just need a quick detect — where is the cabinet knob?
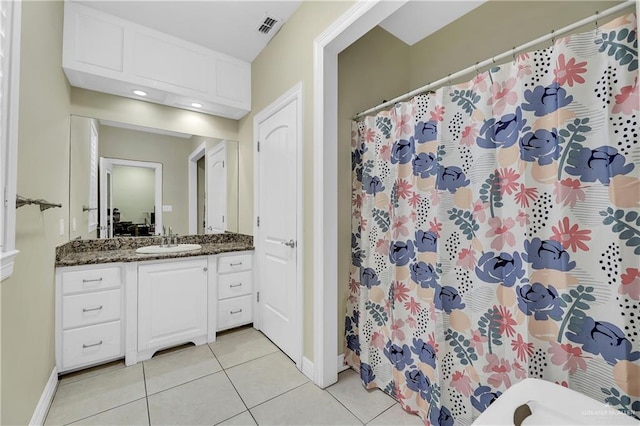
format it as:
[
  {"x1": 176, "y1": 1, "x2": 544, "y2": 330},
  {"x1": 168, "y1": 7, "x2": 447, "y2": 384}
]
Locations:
[{"x1": 203, "y1": 267, "x2": 208, "y2": 272}]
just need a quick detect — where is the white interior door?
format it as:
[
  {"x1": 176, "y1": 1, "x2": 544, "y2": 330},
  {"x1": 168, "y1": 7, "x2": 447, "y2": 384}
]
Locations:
[
  {"x1": 257, "y1": 98, "x2": 298, "y2": 363},
  {"x1": 99, "y1": 157, "x2": 113, "y2": 239},
  {"x1": 206, "y1": 144, "x2": 226, "y2": 234}
]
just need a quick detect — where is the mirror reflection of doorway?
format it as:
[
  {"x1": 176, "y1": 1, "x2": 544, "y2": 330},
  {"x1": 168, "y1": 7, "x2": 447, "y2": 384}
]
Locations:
[{"x1": 99, "y1": 157, "x2": 163, "y2": 238}]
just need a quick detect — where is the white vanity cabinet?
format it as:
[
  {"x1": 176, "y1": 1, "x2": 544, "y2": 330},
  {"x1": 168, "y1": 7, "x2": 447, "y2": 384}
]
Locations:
[
  {"x1": 55, "y1": 264, "x2": 125, "y2": 373},
  {"x1": 137, "y1": 257, "x2": 209, "y2": 361}
]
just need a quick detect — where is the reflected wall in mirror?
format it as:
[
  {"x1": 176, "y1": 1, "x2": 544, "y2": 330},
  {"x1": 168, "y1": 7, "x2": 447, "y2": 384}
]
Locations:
[{"x1": 69, "y1": 115, "x2": 239, "y2": 240}]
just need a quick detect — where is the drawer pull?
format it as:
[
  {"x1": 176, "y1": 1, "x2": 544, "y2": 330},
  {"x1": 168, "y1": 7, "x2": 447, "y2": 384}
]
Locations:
[
  {"x1": 82, "y1": 305, "x2": 103, "y2": 313},
  {"x1": 82, "y1": 340, "x2": 103, "y2": 349},
  {"x1": 229, "y1": 283, "x2": 243, "y2": 288},
  {"x1": 230, "y1": 309, "x2": 243, "y2": 314},
  {"x1": 82, "y1": 277, "x2": 103, "y2": 283},
  {"x1": 229, "y1": 262, "x2": 243, "y2": 267}
]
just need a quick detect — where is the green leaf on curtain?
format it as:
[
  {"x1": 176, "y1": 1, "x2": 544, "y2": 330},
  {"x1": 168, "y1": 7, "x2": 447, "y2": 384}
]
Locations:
[
  {"x1": 478, "y1": 307, "x2": 503, "y2": 354},
  {"x1": 448, "y1": 208, "x2": 478, "y2": 240},
  {"x1": 365, "y1": 300, "x2": 388, "y2": 326},
  {"x1": 445, "y1": 329, "x2": 477, "y2": 365},
  {"x1": 372, "y1": 208, "x2": 391, "y2": 232},
  {"x1": 601, "y1": 209, "x2": 640, "y2": 254},
  {"x1": 596, "y1": 30, "x2": 639, "y2": 72},
  {"x1": 375, "y1": 117, "x2": 393, "y2": 139},
  {"x1": 450, "y1": 89, "x2": 480, "y2": 115}
]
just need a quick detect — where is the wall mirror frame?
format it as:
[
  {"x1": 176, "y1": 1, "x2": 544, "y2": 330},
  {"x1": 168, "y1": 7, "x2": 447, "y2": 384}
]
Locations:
[{"x1": 69, "y1": 115, "x2": 239, "y2": 241}]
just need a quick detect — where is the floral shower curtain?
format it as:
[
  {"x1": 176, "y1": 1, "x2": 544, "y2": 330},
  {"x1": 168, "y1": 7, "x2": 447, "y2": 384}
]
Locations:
[{"x1": 345, "y1": 13, "x2": 640, "y2": 426}]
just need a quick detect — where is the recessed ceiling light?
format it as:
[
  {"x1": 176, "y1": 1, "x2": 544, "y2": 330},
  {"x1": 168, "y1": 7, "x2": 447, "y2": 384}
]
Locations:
[
  {"x1": 133, "y1": 90, "x2": 147, "y2": 96},
  {"x1": 191, "y1": 102, "x2": 203, "y2": 108}
]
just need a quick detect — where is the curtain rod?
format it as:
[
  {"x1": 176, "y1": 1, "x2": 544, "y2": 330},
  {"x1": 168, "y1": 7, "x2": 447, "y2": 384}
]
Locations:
[{"x1": 353, "y1": 0, "x2": 636, "y2": 120}]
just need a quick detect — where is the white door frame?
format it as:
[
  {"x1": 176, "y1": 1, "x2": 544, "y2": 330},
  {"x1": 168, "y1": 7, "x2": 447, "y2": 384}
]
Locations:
[
  {"x1": 253, "y1": 82, "x2": 304, "y2": 371},
  {"x1": 188, "y1": 142, "x2": 206, "y2": 234},
  {"x1": 312, "y1": 1, "x2": 408, "y2": 388}
]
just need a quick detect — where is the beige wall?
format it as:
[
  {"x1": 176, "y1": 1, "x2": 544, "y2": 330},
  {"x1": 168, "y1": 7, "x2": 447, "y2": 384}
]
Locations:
[
  {"x1": 238, "y1": 1, "x2": 354, "y2": 359},
  {"x1": 99, "y1": 125, "x2": 193, "y2": 235},
  {"x1": 111, "y1": 166, "x2": 156, "y2": 225},
  {"x1": 1, "y1": 1, "x2": 71, "y2": 424},
  {"x1": 337, "y1": 26, "x2": 411, "y2": 353}
]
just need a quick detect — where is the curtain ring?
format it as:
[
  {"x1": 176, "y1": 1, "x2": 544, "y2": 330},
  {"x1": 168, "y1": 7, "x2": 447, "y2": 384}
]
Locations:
[
  {"x1": 595, "y1": 10, "x2": 599, "y2": 35},
  {"x1": 475, "y1": 62, "x2": 480, "y2": 77},
  {"x1": 447, "y1": 74, "x2": 452, "y2": 86},
  {"x1": 551, "y1": 29, "x2": 556, "y2": 45},
  {"x1": 512, "y1": 46, "x2": 517, "y2": 64}
]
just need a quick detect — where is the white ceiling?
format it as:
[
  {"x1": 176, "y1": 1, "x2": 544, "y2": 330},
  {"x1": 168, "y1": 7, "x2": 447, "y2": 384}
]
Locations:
[{"x1": 75, "y1": 1, "x2": 485, "y2": 64}]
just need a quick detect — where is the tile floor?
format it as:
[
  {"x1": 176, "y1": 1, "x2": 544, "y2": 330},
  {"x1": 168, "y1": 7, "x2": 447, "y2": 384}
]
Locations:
[{"x1": 45, "y1": 326, "x2": 423, "y2": 425}]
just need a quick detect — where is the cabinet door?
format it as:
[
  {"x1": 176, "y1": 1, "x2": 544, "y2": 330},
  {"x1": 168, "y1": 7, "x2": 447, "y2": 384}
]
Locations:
[{"x1": 138, "y1": 258, "x2": 208, "y2": 353}]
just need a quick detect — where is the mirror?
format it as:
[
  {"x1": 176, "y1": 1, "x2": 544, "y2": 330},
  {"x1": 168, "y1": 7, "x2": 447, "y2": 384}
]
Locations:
[{"x1": 69, "y1": 115, "x2": 239, "y2": 240}]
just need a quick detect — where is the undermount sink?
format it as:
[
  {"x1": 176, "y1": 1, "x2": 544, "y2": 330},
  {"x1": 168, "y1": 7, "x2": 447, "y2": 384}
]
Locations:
[{"x1": 136, "y1": 244, "x2": 202, "y2": 254}]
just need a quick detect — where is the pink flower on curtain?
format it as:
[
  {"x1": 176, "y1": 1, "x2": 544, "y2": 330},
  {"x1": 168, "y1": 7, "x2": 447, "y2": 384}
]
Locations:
[
  {"x1": 497, "y1": 168, "x2": 521, "y2": 195},
  {"x1": 408, "y1": 192, "x2": 421, "y2": 209},
  {"x1": 391, "y1": 319, "x2": 406, "y2": 340},
  {"x1": 380, "y1": 145, "x2": 391, "y2": 161},
  {"x1": 612, "y1": 79, "x2": 639, "y2": 114},
  {"x1": 511, "y1": 334, "x2": 534, "y2": 362},
  {"x1": 514, "y1": 184, "x2": 539, "y2": 208},
  {"x1": 483, "y1": 354, "x2": 512, "y2": 388},
  {"x1": 364, "y1": 127, "x2": 376, "y2": 143},
  {"x1": 371, "y1": 331, "x2": 386, "y2": 349},
  {"x1": 512, "y1": 361, "x2": 527, "y2": 379},
  {"x1": 352, "y1": 193, "x2": 363, "y2": 209},
  {"x1": 470, "y1": 330, "x2": 488, "y2": 356},
  {"x1": 461, "y1": 123, "x2": 479, "y2": 146},
  {"x1": 488, "y1": 78, "x2": 518, "y2": 115},
  {"x1": 427, "y1": 331, "x2": 440, "y2": 354},
  {"x1": 548, "y1": 341, "x2": 587, "y2": 374},
  {"x1": 515, "y1": 210, "x2": 530, "y2": 227},
  {"x1": 450, "y1": 371, "x2": 474, "y2": 397},
  {"x1": 553, "y1": 178, "x2": 586, "y2": 207},
  {"x1": 404, "y1": 297, "x2": 422, "y2": 316},
  {"x1": 556, "y1": 381, "x2": 569, "y2": 388},
  {"x1": 392, "y1": 215, "x2": 410, "y2": 239},
  {"x1": 550, "y1": 217, "x2": 591, "y2": 252},
  {"x1": 375, "y1": 238, "x2": 389, "y2": 255},
  {"x1": 472, "y1": 200, "x2": 489, "y2": 223},
  {"x1": 620, "y1": 268, "x2": 640, "y2": 300},
  {"x1": 517, "y1": 64, "x2": 532, "y2": 78},
  {"x1": 393, "y1": 281, "x2": 411, "y2": 302},
  {"x1": 430, "y1": 189, "x2": 441, "y2": 206},
  {"x1": 429, "y1": 218, "x2": 443, "y2": 237},
  {"x1": 430, "y1": 105, "x2": 446, "y2": 121},
  {"x1": 553, "y1": 54, "x2": 587, "y2": 87},
  {"x1": 361, "y1": 218, "x2": 368, "y2": 232},
  {"x1": 456, "y1": 248, "x2": 477, "y2": 270},
  {"x1": 472, "y1": 73, "x2": 489, "y2": 92},
  {"x1": 395, "y1": 179, "x2": 413, "y2": 199},
  {"x1": 406, "y1": 317, "x2": 417, "y2": 329},
  {"x1": 349, "y1": 278, "x2": 359, "y2": 295},
  {"x1": 496, "y1": 306, "x2": 517, "y2": 337},
  {"x1": 395, "y1": 113, "x2": 412, "y2": 138},
  {"x1": 486, "y1": 217, "x2": 516, "y2": 250}
]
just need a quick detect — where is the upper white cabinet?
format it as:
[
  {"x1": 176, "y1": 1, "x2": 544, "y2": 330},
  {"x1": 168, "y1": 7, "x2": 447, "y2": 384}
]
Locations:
[{"x1": 62, "y1": 2, "x2": 251, "y2": 119}]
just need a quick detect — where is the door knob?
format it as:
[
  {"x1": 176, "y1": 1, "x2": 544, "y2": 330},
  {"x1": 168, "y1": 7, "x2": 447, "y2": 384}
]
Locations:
[{"x1": 281, "y1": 239, "x2": 296, "y2": 248}]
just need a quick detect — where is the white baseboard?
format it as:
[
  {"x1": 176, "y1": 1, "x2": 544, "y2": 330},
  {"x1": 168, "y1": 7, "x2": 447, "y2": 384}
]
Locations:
[
  {"x1": 302, "y1": 354, "x2": 350, "y2": 381},
  {"x1": 29, "y1": 366, "x2": 58, "y2": 426}
]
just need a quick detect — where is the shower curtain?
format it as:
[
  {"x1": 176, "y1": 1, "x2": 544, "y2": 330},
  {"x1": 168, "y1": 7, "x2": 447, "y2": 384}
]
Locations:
[{"x1": 345, "y1": 13, "x2": 639, "y2": 425}]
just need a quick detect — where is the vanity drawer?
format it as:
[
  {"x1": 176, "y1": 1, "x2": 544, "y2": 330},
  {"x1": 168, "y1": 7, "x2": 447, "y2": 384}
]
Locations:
[
  {"x1": 62, "y1": 289, "x2": 122, "y2": 329},
  {"x1": 62, "y1": 321, "x2": 122, "y2": 371},
  {"x1": 218, "y1": 271, "x2": 252, "y2": 300},
  {"x1": 217, "y1": 295, "x2": 252, "y2": 330},
  {"x1": 62, "y1": 267, "x2": 121, "y2": 294},
  {"x1": 218, "y1": 254, "x2": 252, "y2": 274}
]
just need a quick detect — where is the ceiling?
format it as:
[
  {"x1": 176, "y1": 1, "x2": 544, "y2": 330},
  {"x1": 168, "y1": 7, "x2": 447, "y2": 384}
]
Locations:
[{"x1": 74, "y1": 1, "x2": 485, "y2": 63}]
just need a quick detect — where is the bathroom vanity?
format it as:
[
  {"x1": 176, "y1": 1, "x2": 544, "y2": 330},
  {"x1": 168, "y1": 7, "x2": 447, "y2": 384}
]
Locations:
[{"x1": 54, "y1": 234, "x2": 254, "y2": 373}]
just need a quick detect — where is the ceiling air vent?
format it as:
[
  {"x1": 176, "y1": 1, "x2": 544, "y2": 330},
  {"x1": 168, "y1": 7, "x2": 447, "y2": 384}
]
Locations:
[{"x1": 257, "y1": 14, "x2": 280, "y2": 35}]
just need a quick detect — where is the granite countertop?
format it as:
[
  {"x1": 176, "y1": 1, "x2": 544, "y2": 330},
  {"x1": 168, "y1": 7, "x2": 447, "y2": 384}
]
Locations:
[{"x1": 55, "y1": 233, "x2": 254, "y2": 267}]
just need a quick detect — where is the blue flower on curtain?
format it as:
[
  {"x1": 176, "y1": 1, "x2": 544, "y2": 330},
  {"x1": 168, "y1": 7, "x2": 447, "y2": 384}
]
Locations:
[
  {"x1": 346, "y1": 334, "x2": 360, "y2": 355},
  {"x1": 415, "y1": 230, "x2": 438, "y2": 252},
  {"x1": 566, "y1": 317, "x2": 640, "y2": 365},
  {"x1": 415, "y1": 120, "x2": 438, "y2": 143},
  {"x1": 363, "y1": 176, "x2": 385, "y2": 195},
  {"x1": 565, "y1": 146, "x2": 635, "y2": 185},
  {"x1": 522, "y1": 83, "x2": 573, "y2": 116},
  {"x1": 411, "y1": 338, "x2": 437, "y2": 368},
  {"x1": 436, "y1": 165, "x2": 471, "y2": 193},
  {"x1": 430, "y1": 406, "x2": 455, "y2": 426},
  {"x1": 391, "y1": 137, "x2": 415, "y2": 164},
  {"x1": 476, "y1": 107, "x2": 525, "y2": 148},
  {"x1": 361, "y1": 363, "x2": 375, "y2": 385},
  {"x1": 412, "y1": 152, "x2": 439, "y2": 178},
  {"x1": 405, "y1": 369, "x2": 432, "y2": 401},
  {"x1": 524, "y1": 238, "x2": 576, "y2": 271},
  {"x1": 519, "y1": 128, "x2": 562, "y2": 165},
  {"x1": 360, "y1": 267, "x2": 381, "y2": 288},
  {"x1": 475, "y1": 252, "x2": 525, "y2": 287},
  {"x1": 410, "y1": 261, "x2": 439, "y2": 288},
  {"x1": 384, "y1": 343, "x2": 413, "y2": 370},
  {"x1": 435, "y1": 285, "x2": 466, "y2": 313},
  {"x1": 471, "y1": 385, "x2": 502, "y2": 413},
  {"x1": 516, "y1": 282, "x2": 564, "y2": 320},
  {"x1": 352, "y1": 233, "x2": 363, "y2": 267},
  {"x1": 389, "y1": 240, "x2": 415, "y2": 266}
]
